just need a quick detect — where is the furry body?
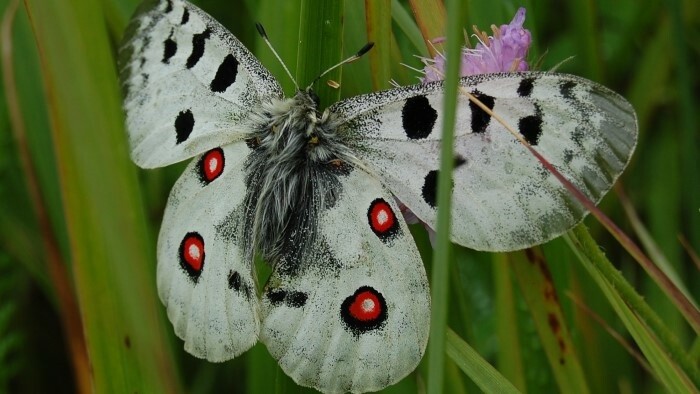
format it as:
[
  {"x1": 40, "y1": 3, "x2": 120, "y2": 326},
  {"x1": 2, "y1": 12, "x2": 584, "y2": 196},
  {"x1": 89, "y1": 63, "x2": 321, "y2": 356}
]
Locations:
[{"x1": 242, "y1": 91, "x2": 358, "y2": 269}]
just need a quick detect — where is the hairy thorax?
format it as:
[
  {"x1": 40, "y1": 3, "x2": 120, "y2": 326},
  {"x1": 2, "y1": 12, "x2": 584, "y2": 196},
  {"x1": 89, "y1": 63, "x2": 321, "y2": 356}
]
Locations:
[{"x1": 242, "y1": 91, "x2": 356, "y2": 268}]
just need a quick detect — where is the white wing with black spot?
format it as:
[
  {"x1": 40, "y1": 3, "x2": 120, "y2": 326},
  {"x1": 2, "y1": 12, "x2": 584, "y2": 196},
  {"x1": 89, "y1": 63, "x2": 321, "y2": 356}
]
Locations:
[
  {"x1": 157, "y1": 142, "x2": 259, "y2": 362},
  {"x1": 259, "y1": 168, "x2": 430, "y2": 394},
  {"x1": 119, "y1": 0, "x2": 282, "y2": 168},
  {"x1": 331, "y1": 72, "x2": 637, "y2": 251}
]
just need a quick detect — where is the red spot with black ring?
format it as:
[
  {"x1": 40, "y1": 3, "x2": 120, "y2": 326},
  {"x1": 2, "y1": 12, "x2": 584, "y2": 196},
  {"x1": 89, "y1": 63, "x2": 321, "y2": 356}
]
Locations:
[
  {"x1": 179, "y1": 232, "x2": 205, "y2": 281},
  {"x1": 367, "y1": 198, "x2": 400, "y2": 241},
  {"x1": 198, "y1": 147, "x2": 224, "y2": 183},
  {"x1": 341, "y1": 286, "x2": 388, "y2": 335}
]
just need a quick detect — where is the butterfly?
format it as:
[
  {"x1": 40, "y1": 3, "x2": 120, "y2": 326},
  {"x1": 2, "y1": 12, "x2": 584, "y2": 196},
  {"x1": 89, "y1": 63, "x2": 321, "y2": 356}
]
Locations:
[{"x1": 118, "y1": 0, "x2": 637, "y2": 392}]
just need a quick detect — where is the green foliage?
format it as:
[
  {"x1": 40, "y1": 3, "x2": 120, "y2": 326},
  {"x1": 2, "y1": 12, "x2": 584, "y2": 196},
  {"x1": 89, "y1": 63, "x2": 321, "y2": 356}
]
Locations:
[
  {"x1": 0, "y1": 0, "x2": 697, "y2": 392},
  {"x1": 0, "y1": 255, "x2": 22, "y2": 392}
]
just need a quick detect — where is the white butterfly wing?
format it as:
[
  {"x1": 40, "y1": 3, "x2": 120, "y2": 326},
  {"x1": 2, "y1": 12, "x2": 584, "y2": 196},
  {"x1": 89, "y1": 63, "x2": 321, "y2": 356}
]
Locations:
[
  {"x1": 119, "y1": 0, "x2": 282, "y2": 168},
  {"x1": 260, "y1": 168, "x2": 430, "y2": 394},
  {"x1": 331, "y1": 72, "x2": 637, "y2": 251},
  {"x1": 157, "y1": 142, "x2": 259, "y2": 362}
]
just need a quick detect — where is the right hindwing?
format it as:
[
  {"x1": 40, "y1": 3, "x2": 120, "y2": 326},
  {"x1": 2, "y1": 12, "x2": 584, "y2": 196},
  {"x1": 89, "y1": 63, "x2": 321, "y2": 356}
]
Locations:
[
  {"x1": 259, "y1": 167, "x2": 430, "y2": 394},
  {"x1": 157, "y1": 142, "x2": 259, "y2": 362},
  {"x1": 119, "y1": 0, "x2": 282, "y2": 168}
]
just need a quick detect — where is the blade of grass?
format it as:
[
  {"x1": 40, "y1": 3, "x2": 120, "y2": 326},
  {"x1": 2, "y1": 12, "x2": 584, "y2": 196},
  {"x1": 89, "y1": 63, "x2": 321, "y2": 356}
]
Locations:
[
  {"x1": 566, "y1": 291, "x2": 655, "y2": 379},
  {"x1": 568, "y1": 0, "x2": 603, "y2": 80},
  {"x1": 296, "y1": 0, "x2": 344, "y2": 108},
  {"x1": 668, "y1": 0, "x2": 700, "y2": 255},
  {"x1": 2, "y1": 1, "x2": 88, "y2": 391},
  {"x1": 24, "y1": 0, "x2": 181, "y2": 391},
  {"x1": 509, "y1": 249, "x2": 590, "y2": 394},
  {"x1": 425, "y1": 0, "x2": 461, "y2": 392},
  {"x1": 492, "y1": 253, "x2": 527, "y2": 391},
  {"x1": 364, "y1": 0, "x2": 391, "y2": 90},
  {"x1": 2, "y1": 0, "x2": 68, "y2": 290},
  {"x1": 390, "y1": 0, "x2": 427, "y2": 57},
  {"x1": 253, "y1": 0, "x2": 301, "y2": 96},
  {"x1": 616, "y1": 184, "x2": 697, "y2": 308},
  {"x1": 565, "y1": 225, "x2": 700, "y2": 392},
  {"x1": 446, "y1": 328, "x2": 521, "y2": 394},
  {"x1": 407, "y1": 0, "x2": 445, "y2": 56}
]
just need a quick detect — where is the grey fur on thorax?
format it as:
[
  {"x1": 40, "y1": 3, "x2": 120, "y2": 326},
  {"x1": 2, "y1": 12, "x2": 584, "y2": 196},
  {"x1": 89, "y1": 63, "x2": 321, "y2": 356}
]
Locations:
[{"x1": 241, "y1": 90, "x2": 360, "y2": 272}]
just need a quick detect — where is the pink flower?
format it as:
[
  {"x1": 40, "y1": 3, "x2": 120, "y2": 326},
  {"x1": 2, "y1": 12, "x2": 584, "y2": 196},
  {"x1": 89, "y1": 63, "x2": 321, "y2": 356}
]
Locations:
[
  {"x1": 408, "y1": 8, "x2": 532, "y2": 243},
  {"x1": 421, "y1": 7, "x2": 531, "y2": 82}
]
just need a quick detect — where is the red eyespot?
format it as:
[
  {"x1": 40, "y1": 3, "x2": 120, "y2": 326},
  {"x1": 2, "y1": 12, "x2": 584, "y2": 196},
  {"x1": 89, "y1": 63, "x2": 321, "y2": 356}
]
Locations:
[
  {"x1": 179, "y1": 232, "x2": 205, "y2": 281},
  {"x1": 199, "y1": 148, "x2": 224, "y2": 183},
  {"x1": 341, "y1": 286, "x2": 388, "y2": 335},
  {"x1": 348, "y1": 290, "x2": 382, "y2": 321},
  {"x1": 367, "y1": 198, "x2": 399, "y2": 241}
]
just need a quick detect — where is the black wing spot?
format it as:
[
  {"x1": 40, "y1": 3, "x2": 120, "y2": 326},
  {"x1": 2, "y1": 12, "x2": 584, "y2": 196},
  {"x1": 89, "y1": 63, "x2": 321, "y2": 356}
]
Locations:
[
  {"x1": 265, "y1": 289, "x2": 308, "y2": 308},
  {"x1": 163, "y1": 0, "x2": 173, "y2": 13},
  {"x1": 162, "y1": 33, "x2": 177, "y2": 64},
  {"x1": 469, "y1": 91, "x2": 495, "y2": 133},
  {"x1": 180, "y1": 8, "x2": 190, "y2": 25},
  {"x1": 519, "y1": 106, "x2": 543, "y2": 146},
  {"x1": 175, "y1": 109, "x2": 195, "y2": 143},
  {"x1": 454, "y1": 155, "x2": 467, "y2": 169},
  {"x1": 517, "y1": 77, "x2": 536, "y2": 97},
  {"x1": 228, "y1": 270, "x2": 252, "y2": 299},
  {"x1": 267, "y1": 290, "x2": 286, "y2": 305},
  {"x1": 560, "y1": 80, "x2": 577, "y2": 100},
  {"x1": 422, "y1": 170, "x2": 439, "y2": 208},
  {"x1": 228, "y1": 270, "x2": 241, "y2": 291},
  {"x1": 187, "y1": 28, "x2": 212, "y2": 69},
  {"x1": 402, "y1": 95, "x2": 437, "y2": 139},
  {"x1": 287, "y1": 292, "x2": 308, "y2": 308},
  {"x1": 563, "y1": 149, "x2": 574, "y2": 165},
  {"x1": 210, "y1": 54, "x2": 239, "y2": 93}
]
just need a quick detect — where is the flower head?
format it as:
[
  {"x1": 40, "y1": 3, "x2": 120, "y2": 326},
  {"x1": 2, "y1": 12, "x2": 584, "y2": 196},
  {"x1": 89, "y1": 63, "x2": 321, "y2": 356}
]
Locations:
[{"x1": 421, "y1": 7, "x2": 532, "y2": 83}]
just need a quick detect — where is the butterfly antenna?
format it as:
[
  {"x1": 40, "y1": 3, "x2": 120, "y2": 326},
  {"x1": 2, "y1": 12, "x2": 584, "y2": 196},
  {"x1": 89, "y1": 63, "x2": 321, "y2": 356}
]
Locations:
[
  {"x1": 305, "y1": 42, "x2": 374, "y2": 91},
  {"x1": 256, "y1": 23, "x2": 299, "y2": 90}
]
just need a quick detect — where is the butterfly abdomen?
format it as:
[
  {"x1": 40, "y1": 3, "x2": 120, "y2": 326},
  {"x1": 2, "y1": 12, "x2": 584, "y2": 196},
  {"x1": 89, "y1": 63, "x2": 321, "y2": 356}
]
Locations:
[{"x1": 242, "y1": 91, "x2": 357, "y2": 268}]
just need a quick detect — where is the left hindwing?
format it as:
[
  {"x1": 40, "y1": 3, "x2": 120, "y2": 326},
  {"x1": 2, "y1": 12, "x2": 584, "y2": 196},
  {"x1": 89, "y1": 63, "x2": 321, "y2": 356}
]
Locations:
[
  {"x1": 331, "y1": 72, "x2": 637, "y2": 251},
  {"x1": 259, "y1": 168, "x2": 430, "y2": 394}
]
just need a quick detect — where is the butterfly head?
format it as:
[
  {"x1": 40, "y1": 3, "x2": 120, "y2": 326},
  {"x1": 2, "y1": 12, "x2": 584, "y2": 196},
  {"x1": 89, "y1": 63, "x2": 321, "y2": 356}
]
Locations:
[
  {"x1": 307, "y1": 88, "x2": 321, "y2": 110},
  {"x1": 247, "y1": 90, "x2": 348, "y2": 166}
]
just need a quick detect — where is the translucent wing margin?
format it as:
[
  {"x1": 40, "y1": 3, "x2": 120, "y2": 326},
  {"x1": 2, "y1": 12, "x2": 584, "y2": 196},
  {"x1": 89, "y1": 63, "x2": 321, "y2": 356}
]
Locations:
[
  {"x1": 119, "y1": 0, "x2": 282, "y2": 168},
  {"x1": 331, "y1": 72, "x2": 637, "y2": 251},
  {"x1": 260, "y1": 168, "x2": 430, "y2": 394}
]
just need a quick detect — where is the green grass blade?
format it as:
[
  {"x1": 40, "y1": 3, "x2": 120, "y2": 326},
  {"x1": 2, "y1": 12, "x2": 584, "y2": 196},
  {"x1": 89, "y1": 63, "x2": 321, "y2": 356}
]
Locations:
[
  {"x1": 390, "y1": 0, "x2": 427, "y2": 57},
  {"x1": 565, "y1": 225, "x2": 700, "y2": 392},
  {"x1": 23, "y1": 0, "x2": 182, "y2": 391},
  {"x1": 509, "y1": 249, "x2": 590, "y2": 394},
  {"x1": 296, "y1": 0, "x2": 344, "y2": 108},
  {"x1": 253, "y1": 0, "x2": 301, "y2": 96},
  {"x1": 492, "y1": 253, "x2": 527, "y2": 391},
  {"x1": 364, "y1": 0, "x2": 391, "y2": 90},
  {"x1": 407, "y1": 0, "x2": 445, "y2": 56},
  {"x1": 425, "y1": 0, "x2": 461, "y2": 392},
  {"x1": 446, "y1": 328, "x2": 521, "y2": 394},
  {"x1": 668, "y1": 0, "x2": 700, "y2": 255}
]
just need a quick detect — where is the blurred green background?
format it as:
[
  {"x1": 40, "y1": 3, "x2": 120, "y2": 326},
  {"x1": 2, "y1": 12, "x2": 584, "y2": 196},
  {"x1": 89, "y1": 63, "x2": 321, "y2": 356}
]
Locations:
[{"x1": 0, "y1": 0, "x2": 698, "y2": 392}]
